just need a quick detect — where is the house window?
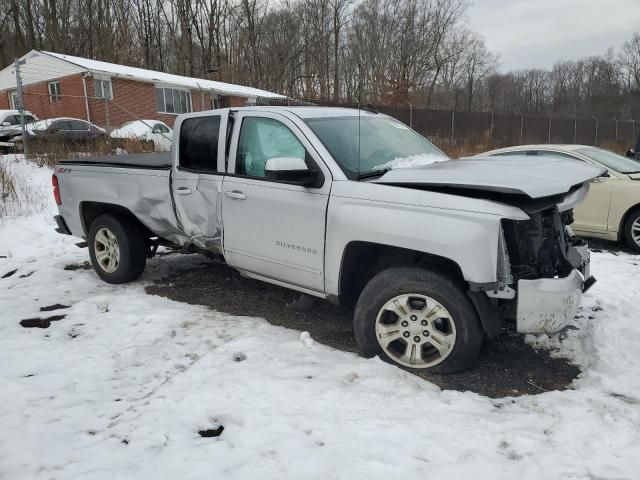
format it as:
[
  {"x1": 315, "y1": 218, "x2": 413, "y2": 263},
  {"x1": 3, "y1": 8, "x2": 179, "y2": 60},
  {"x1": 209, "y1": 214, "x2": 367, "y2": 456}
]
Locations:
[
  {"x1": 8, "y1": 90, "x2": 18, "y2": 109},
  {"x1": 94, "y1": 78, "x2": 112, "y2": 99},
  {"x1": 48, "y1": 81, "x2": 62, "y2": 102},
  {"x1": 155, "y1": 87, "x2": 192, "y2": 114}
]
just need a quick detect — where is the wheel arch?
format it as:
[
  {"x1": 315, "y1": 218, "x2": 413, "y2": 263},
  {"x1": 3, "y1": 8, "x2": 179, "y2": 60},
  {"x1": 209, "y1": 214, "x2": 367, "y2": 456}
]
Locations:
[
  {"x1": 337, "y1": 241, "x2": 466, "y2": 307},
  {"x1": 617, "y1": 202, "x2": 640, "y2": 242},
  {"x1": 80, "y1": 202, "x2": 154, "y2": 238},
  {"x1": 337, "y1": 241, "x2": 503, "y2": 337}
]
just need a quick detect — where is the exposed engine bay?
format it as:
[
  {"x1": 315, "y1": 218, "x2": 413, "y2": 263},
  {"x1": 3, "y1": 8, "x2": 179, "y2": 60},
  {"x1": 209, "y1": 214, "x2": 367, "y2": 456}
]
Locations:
[{"x1": 501, "y1": 208, "x2": 580, "y2": 282}]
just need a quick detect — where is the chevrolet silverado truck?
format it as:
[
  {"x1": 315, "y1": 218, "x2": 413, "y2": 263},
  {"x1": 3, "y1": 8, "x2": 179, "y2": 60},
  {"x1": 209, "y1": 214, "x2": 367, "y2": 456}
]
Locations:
[{"x1": 52, "y1": 107, "x2": 601, "y2": 373}]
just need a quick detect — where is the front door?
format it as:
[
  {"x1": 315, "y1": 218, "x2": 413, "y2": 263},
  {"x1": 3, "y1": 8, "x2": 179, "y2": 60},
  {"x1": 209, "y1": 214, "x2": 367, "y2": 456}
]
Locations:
[
  {"x1": 172, "y1": 113, "x2": 227, "y2": 251},
  {"x1": 221, "y1": 112, "x2": 331, "y2": 292},
  {"x1": 573, "y1": 176, "x2": 614, "y2": 233}
]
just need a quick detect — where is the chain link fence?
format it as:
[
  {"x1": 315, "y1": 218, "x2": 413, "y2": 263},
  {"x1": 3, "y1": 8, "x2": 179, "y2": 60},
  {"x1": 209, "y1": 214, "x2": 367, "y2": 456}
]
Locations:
[
  {"x1": 3, "y1": 91, "x2": 173, "y2": 166},
  {"x1": 5, "y1": 84, "x2": 638, "y2": 164},
  {"x1": 257, "y1": 96, "x2": 639, "y2": 156}
]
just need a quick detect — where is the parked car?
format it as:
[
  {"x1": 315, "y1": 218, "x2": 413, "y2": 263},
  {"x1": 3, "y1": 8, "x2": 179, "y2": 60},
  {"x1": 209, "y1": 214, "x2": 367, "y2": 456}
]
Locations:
[
  {"x1": 9, "y1": 118, "x2": 107, "y2": 147},
  {"x1": 51, "y1": 107, "x2": 600, "y2": 373},
  {"x1": 110, "y1": 120, "x2": 173, "y2": 152},
  {"x1": 0, "y1": 109, "x2": 38, "y2": 141},
  {"x1": 476, "y1": 145, "x2": 640, "y2": 251}
]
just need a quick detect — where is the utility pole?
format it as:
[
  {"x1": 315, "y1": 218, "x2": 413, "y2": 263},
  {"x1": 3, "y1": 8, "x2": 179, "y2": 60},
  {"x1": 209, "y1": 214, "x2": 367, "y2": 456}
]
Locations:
[{"x1": 14, "y1": 58, "x2": 28, "y2": 154}]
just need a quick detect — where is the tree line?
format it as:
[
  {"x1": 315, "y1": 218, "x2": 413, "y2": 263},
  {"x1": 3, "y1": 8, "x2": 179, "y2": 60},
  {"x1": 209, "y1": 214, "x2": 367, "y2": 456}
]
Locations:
[{"x1": 2, "y1": 0, "x2": 640, "y2": 119}]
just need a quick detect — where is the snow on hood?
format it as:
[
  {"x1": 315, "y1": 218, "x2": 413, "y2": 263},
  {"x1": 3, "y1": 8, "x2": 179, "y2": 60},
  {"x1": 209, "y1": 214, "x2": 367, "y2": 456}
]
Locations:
[
  {"x1": 373, "y1": 155, "x2": 605, "y2": 199},
  {"x1": 374, "y1": 153, "x2": 448, "y2": 171}
]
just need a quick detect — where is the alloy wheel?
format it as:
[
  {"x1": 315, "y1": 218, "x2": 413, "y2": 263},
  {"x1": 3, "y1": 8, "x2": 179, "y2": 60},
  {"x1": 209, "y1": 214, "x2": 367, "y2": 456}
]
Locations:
[
  {"x1": 374, "y1": 293, "x2": 457, "y2": 368},
  {"x1": 94, "y1": 227, "x2": 120, "y2": 273}
]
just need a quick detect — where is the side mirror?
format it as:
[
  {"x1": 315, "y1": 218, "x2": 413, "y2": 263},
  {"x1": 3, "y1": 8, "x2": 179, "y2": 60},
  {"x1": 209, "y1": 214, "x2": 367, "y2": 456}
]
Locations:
[
  {"x1": 264, "y1": 157, "x2": 320, "y2": 187},
  {"x1": 1, "y1": 121, "x2": 10, "y2": 127},
  {"x1": 593, "y1": 170, "x2": 611, "y2": 183},
  {"x1": 626, "y1": 149, "x2": 635, "y2": 158}
]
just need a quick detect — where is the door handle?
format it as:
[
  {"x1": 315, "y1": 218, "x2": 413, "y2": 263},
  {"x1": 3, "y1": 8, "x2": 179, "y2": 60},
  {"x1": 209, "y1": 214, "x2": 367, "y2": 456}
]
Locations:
[
  {"x1": 175, "y1": 187, "x2": 192, "y2": 195},
  {"x1": 225, "y1": 190, "x2": 247, "y2": 200}
]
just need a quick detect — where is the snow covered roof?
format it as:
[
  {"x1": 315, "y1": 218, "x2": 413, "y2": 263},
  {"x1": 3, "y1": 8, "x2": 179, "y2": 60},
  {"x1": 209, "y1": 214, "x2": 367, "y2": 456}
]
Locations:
[{"x1": 41, "y1": 51, "x2": 284, "y2": 99}]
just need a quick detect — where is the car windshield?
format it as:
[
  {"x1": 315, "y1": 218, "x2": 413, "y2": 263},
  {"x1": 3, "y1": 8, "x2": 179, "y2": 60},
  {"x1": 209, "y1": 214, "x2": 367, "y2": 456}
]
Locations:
[
  {"x1": 576, "y1": 147, "x2": 640, "y2": 173},
  {"x1": 304, "y1": 115, "x2": 448, "y2": 179}
]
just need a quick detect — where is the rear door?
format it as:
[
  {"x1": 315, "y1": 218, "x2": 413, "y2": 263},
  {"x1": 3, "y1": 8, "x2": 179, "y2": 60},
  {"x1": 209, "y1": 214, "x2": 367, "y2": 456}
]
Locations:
[
  {"x1": 221, "y1": 111, "x2": 331, "y2": 292},
  {"x1": 172, "y1": 112, "x2": 227, "y2": 252}
]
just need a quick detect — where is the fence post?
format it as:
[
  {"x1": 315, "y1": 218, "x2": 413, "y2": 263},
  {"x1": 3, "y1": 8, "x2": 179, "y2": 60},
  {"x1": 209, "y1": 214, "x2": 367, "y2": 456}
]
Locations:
[
  {"x1": 450, "y1": 110, "x2": 455, "y2": 143},
  {"x1": 104, "y1": 98, "x2": 111, "y2": 151},
  {"x1": 520, "y1": 114, "x2": 524, "y2": 141},
  {"x1": 573, "y1": 118, "x2": 577, "y2": 144},
  {"x1": 490, "y1": 111, "x2": 494, "y2": 142},
  {"x1": 633, "y1": 120, "x2": 636, "y2": 143},
  {"x1": 407, "y1": 101, "x2": 413, "y2": 128},
  {"x1": 14, "y1": 58, "x2": 28, "y2": 155},
  {"x1": 548, "y1": 115, "x2": 551, "y2": 144},
  {"x1": 104, "y1": 98, "x2": 110, "y2": 132},
  {"x1": 612, "y1": 117, "x2": 618, "y2": 142},
  {"x1": 592, "y1": 116, "x2": 598, "y2": 146}
]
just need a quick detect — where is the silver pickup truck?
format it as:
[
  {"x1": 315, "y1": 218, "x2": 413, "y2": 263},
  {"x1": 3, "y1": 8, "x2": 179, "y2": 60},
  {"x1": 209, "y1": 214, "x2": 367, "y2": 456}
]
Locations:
[{"x1": 52, "y1": 106, "x2": 601, "y2": 373}]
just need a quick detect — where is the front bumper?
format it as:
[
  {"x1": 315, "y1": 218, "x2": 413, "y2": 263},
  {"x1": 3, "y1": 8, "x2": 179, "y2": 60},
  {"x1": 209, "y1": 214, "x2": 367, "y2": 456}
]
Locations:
[{"x1": 516, "y1": 243, "x2": 593, "y2": 334}]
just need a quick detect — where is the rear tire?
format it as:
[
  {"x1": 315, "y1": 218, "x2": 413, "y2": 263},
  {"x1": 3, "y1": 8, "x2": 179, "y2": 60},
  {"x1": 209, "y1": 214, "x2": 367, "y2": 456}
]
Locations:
[
  {"x1": 88, "y1": 214, "x2": 147, "y2": 284},
  {"x1": 624, "y1": 209, "x2": 640, "y2": 252},
  {"x1": 354, "y1": 267, "x2": 483, "y2": 374}
]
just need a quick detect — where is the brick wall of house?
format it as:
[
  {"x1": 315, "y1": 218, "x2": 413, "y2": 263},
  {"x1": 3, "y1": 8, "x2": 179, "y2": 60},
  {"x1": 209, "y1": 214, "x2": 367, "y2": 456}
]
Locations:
[
  {"x1": 0, "y1": 91, "x2": 9, "y2": 109},
  {"x1": 1, "y1": 73, "x2": 88, "y2": 120},
  {"x1": 87, "y1": 77, "x2": 177, "y2": 128},
  {"x1": 229, "y1": 95, "x2": 250, "y2": 107},
  {"x1": 0, "y1": 74, "x2": 251, "y2": 128}
]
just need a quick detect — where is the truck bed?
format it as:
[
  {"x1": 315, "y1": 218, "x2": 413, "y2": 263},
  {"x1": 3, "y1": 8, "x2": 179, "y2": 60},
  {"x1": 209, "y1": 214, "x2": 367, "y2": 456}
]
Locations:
[
  {"x1": 58, "y1": 153, "x2": 172, "y2": 170},
  {"x1": 54, "y1": 152, "x2": 185, "y2": 245}
]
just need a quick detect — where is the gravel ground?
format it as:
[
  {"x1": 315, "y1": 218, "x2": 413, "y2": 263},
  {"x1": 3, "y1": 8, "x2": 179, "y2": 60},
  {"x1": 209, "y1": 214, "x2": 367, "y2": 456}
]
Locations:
[{"x1": 145, "y1": 255, "x2": 588, "y2": 398}]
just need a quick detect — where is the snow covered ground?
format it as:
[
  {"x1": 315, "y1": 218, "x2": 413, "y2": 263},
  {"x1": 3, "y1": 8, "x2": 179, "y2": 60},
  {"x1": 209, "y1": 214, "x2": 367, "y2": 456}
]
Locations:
[{"x1": 1, "y1": 154, "x2": 639, "y2": 479}]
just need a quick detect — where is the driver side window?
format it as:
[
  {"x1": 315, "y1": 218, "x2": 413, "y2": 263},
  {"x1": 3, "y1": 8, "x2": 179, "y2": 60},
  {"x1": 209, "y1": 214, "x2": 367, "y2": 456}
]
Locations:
[{"x1": 235, "y1": 117, "x2": 306, "y2": 178}]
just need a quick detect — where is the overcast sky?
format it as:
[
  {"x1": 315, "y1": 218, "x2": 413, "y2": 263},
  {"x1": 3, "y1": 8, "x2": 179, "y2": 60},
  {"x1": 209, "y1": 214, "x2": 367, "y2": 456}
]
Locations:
[{"x1": 466, "y1": 0, "x2": 640, "y2": 72}]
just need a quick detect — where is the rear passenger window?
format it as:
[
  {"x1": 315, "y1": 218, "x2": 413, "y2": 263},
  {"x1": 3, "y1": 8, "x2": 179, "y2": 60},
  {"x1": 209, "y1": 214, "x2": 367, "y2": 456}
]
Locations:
[{"x1": 179, "y1": 116, "x2": 220, "y2": 172}]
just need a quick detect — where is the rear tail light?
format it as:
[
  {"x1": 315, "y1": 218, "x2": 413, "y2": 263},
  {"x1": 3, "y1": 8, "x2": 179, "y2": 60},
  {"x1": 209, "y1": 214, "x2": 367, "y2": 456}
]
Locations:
[{"x1": 52, "y1": 174, "x2": 61, "y2": 205}]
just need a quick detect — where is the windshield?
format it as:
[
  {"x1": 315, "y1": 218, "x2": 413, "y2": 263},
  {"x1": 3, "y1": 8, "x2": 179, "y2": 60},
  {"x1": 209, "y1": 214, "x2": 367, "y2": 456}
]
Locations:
[
  {"x1": 576, "y1": 147, "x2": 640, "y2": 173},
  {"x1": 304, "y1": 115, "x2": 448, "y2": 179}
]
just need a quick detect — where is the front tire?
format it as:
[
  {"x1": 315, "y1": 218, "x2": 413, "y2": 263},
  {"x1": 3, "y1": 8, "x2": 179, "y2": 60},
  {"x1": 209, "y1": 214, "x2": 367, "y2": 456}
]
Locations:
[
  {"x1": 354, "y1": 268, "x2": 483, "y2": 374},
  {"x1": 88, "y1": 214, "x2": 147, "y2": 284},
  {"x1": 624, "y1": 209, "x2": 640, "y2": 252}
]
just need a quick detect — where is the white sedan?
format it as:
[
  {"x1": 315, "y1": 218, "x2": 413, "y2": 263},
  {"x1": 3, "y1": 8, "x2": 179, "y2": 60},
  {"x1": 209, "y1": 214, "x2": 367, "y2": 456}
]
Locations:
[
  {"x1": 476, "y1": 144, "x2": 640, "y2": 251},
  {"x1": 110, "y1": 120, "x2": 173, "y2": 152}
]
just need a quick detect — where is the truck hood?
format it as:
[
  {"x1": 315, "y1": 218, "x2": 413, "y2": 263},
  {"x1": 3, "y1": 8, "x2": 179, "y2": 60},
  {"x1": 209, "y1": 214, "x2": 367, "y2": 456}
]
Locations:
[{"x1": 372, "y1": 155, "x2": 605, "y2": 199}]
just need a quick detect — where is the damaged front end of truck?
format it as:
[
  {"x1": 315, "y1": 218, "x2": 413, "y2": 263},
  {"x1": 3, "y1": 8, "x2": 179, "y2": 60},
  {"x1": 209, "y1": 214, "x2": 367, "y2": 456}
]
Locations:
[{"x1": 373, "y1": 155, "x2": 603, "y2": 334}]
